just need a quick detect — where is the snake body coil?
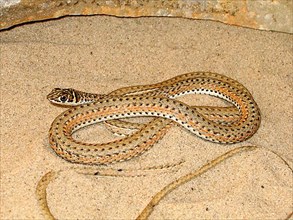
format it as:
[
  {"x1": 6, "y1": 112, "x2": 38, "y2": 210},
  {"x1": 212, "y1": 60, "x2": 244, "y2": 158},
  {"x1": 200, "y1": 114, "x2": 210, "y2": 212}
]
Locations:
[{"x1": 47, "y1": 72, "x2": 261, "y2": 165}]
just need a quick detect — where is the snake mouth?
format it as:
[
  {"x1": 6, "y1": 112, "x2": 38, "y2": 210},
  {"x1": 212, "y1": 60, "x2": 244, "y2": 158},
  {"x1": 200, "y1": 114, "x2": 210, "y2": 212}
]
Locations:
[{"x1": 48, "y1": 100, "x2": 72, "y2": 108}]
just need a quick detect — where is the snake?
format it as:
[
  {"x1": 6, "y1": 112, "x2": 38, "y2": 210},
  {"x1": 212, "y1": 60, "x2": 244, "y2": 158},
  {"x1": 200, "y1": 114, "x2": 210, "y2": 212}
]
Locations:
[
  {"x1": 41, "y1": 73, "x2": 293, "y2": 219},
  {"x1": 47, "y1": 71, "x2": 261, "y2": 165}
]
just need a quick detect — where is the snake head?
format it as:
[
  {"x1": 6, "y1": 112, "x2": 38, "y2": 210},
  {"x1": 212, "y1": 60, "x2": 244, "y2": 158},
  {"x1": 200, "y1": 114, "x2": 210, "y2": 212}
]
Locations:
[{"x1": 47, "y1": 88, "x2": 79, "y2": 106}]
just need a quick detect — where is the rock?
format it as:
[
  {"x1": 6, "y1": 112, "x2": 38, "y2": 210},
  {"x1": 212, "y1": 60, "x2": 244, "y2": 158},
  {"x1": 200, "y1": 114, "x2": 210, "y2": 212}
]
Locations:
[{"x1": 0, "y1": 0, "x2": 292, "y2": 33}]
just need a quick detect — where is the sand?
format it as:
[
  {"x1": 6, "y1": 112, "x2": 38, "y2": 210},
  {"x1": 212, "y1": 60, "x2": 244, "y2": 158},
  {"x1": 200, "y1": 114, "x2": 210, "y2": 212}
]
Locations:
[{"x1": 0, "y1": 16, "x2": 292, "y2": 219}]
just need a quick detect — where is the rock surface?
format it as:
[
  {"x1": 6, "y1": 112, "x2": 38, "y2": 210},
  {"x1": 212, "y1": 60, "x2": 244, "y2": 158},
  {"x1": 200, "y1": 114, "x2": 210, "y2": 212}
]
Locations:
[{"x1": 0, "y1": 0, "x2": 292, "y2": 33}]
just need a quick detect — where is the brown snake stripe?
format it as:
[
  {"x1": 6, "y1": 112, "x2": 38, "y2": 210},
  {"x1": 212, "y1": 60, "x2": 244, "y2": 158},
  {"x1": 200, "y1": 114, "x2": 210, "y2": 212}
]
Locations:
[{"x1": 47, "y1": 72, "x2": 261, "y2": 165}]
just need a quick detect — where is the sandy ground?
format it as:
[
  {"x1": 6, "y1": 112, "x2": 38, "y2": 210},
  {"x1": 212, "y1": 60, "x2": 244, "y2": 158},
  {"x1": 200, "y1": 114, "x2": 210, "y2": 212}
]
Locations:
[{"x1": 0, "y1": 16, "x2": 292, "y2": 219}]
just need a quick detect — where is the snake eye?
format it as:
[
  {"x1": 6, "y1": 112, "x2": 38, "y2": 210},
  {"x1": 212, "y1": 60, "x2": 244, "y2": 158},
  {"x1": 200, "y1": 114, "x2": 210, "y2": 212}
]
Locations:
[{"x1": 60, "y1": 96, "x2": 67, "y2": 102}]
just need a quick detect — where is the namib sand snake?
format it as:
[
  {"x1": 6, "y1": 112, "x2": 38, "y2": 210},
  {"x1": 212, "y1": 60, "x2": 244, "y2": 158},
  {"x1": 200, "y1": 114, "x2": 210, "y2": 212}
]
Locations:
[{"x1": 37, "y1": 72, "x2": 263, "y2": 219}]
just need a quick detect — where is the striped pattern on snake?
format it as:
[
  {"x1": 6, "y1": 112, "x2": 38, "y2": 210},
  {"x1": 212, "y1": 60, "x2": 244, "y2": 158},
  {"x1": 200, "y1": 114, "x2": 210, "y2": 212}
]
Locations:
[{"x1": 47, "y1": 72, "x2": 261, "y2": 165}]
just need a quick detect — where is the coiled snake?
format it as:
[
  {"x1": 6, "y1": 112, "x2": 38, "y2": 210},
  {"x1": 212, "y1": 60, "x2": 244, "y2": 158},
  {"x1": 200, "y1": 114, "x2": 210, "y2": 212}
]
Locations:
[{"x1": 47, "y1": 71, "x2": 261, "y2": 165}]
